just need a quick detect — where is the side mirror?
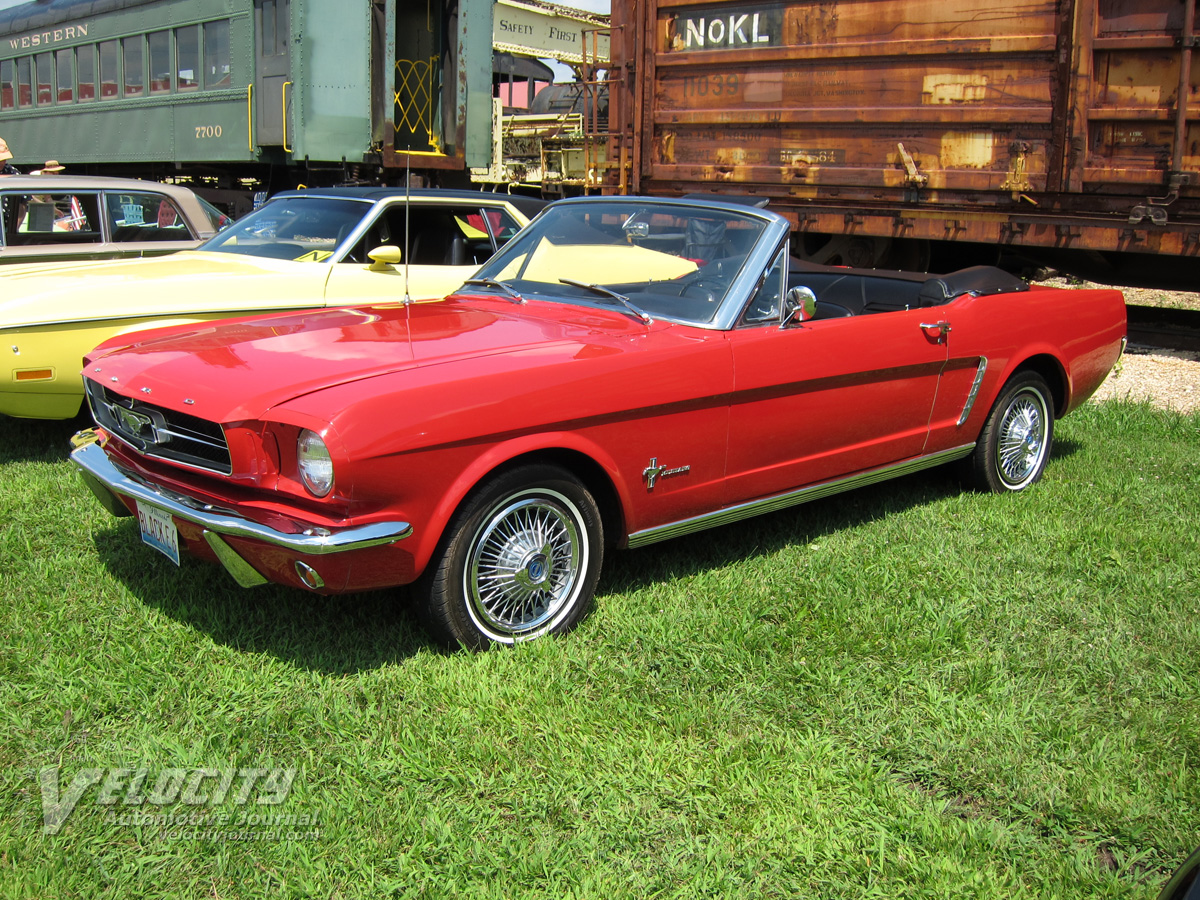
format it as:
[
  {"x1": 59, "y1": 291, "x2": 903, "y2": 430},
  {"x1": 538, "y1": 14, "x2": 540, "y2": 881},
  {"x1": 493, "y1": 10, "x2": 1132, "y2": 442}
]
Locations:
[
  {"x1": 781, "y1": 286, "x2": 817, "y2": 327},
  {"x1": 622, "y1": 213, "x2": 650, "y2": 240},
  {"x1": 368, "y1": 245, "x2": 403, "y2": 272}
]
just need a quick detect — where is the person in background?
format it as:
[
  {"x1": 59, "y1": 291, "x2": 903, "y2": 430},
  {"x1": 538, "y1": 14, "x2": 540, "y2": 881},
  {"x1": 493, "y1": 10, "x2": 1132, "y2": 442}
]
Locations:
[
  {"x1": 31, "y1": 160, "x2": 65, "y2": 175},
  {"x1": 0, "y1": 136, "x2": 19, "y2": 175}
]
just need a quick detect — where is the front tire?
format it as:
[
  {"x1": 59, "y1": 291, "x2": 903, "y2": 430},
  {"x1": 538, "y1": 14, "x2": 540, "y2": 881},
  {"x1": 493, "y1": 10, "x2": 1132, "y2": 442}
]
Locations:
[
  {"x1": 416, "y1": 464, "x2": 604, "y2": 649},
  {"x1": 966, "y1": 372, "x2": 1054, "y2": 493}
]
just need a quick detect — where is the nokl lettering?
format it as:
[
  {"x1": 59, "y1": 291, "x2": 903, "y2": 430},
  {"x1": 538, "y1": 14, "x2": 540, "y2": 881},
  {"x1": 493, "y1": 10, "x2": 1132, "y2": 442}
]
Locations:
[{"x1": 682, "y1": 13, "x2": 773, "y2": 49}]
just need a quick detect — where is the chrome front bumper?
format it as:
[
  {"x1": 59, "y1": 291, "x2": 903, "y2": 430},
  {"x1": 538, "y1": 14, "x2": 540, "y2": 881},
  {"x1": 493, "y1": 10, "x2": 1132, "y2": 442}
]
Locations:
[{"x1": 70, "y1": 436, "x2": 412, "y2": 588}]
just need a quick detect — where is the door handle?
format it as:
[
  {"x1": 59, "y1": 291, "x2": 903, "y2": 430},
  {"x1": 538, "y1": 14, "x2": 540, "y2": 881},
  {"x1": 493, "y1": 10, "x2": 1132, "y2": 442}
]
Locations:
[{"x1": 920, "y1": 320, "x2": 951, "y2": 343}]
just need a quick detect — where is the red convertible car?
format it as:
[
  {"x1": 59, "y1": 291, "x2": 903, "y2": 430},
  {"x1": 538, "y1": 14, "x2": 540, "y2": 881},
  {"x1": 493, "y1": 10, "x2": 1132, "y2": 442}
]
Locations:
[{"x1": 70, "y1": 196, "x2": 1126, "y2": 649}]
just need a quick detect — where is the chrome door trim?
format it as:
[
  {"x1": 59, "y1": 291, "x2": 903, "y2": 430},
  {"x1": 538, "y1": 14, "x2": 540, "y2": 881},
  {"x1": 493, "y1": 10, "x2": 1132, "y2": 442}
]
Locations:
[{"x1": 627, "y1": 444, "x2": 976, "y2": 548}]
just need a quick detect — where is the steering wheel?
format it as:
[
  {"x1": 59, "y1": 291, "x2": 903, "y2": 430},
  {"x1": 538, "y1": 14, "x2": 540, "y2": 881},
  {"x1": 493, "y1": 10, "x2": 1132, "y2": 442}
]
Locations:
[{"x1": 681, "y1": 277, "x2": 726, "y2": 303}]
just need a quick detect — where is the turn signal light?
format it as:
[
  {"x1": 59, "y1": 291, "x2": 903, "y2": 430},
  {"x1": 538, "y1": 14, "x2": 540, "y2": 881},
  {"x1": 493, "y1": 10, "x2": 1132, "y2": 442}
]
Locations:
[{"x1": 15, "y1": 368, "x2": 54, "y2": 382}]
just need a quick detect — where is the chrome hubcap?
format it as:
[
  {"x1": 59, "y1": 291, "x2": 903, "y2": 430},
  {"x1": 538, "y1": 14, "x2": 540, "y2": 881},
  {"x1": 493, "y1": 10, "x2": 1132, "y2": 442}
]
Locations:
[
  {"x1": 467, "y1": 491, "x2": 584, "y2": 640},
  {"x1": 997, "y1": 392, "x2": 1047, "y2": 486}
]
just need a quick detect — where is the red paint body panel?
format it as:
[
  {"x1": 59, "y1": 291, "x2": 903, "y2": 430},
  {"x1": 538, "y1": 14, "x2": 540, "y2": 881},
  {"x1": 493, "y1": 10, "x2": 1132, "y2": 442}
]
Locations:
[{"x1": 725, "y1": 307, "x2": 948, "y2": 499}]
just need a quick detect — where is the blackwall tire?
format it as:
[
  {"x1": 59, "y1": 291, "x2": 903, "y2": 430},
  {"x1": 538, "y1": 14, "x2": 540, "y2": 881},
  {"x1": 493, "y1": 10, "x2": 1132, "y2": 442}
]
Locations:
[
  {"x1": 416, "y1": 465, "x2": 604, "y2": 650},
  {"x1": 967, "y1": 372, "x2": 1055, "y2": 493}
]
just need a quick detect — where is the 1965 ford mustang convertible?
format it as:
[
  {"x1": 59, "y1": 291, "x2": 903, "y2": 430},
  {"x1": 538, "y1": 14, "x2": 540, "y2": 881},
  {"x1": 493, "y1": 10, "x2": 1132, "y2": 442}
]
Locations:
[{"x1": 70, "y1": 196, "x2": 1126, "y2": 649}]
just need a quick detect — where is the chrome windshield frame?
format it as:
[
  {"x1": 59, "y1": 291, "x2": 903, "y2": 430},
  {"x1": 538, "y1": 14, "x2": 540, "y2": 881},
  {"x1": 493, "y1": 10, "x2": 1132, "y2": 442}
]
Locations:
[{"x1": 472, "y1": 196, "x2": 793, "y2": 331}]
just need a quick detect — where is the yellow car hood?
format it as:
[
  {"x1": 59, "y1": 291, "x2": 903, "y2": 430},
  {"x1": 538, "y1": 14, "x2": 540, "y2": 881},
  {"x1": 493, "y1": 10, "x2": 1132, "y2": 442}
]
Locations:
[{"x1": 0, "y1": 251, "x2": 336, "y2": 329}]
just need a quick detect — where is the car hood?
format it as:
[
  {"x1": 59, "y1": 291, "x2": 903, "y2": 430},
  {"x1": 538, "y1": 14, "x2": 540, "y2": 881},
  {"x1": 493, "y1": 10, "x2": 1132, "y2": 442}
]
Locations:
[
  {"x1": 0, "y1": 251, "x2": 333, "y2": 328},
  {"x1": 85, "y1": 296, "x2": 665, "y2": 423}
]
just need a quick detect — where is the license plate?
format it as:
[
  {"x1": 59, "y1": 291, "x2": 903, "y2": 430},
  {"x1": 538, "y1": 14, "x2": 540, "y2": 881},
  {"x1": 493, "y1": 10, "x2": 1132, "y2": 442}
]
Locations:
[{"x1": 137, "y1": 501, "x2": 180, "y2": 566}]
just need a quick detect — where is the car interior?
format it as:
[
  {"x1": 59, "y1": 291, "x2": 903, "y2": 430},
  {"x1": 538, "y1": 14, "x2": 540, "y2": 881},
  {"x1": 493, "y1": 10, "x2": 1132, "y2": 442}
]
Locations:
[
  {"x1": 346, "y1": 205, "x2": 508, "y2": 266},
  {"x1": 791, "y1": 264, "x2": 1031, "y2": 319}
]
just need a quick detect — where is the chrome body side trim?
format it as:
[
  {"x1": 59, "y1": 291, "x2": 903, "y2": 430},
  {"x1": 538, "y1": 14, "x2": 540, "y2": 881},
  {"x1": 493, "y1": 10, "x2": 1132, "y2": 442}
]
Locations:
[
  {"x1": 957, "y1": 356, "x2": 989, "y2": 426},
  {"x1": 71, "y1": 441, "x2": 412, "y2": 560},
  {"x1": 627, "y1": 444, "x2": 975, "y2": 548}
]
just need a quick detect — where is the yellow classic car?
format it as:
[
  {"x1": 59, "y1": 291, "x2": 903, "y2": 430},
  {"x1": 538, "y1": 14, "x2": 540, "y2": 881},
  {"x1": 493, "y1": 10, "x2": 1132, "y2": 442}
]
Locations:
[{"x1": 1, "y1": 187, "x2": 546, "y2": 419}]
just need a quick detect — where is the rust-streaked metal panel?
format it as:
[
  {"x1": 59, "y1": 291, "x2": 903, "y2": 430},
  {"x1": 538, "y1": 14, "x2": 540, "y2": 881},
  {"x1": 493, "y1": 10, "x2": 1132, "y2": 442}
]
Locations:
[
  {"x1": 608, "y1": 0, "x2": 1200, "y2": 264},
  {"x1": 1082, "y1": 0, "x2": 1200, "y2": 188},
  {"x1": 615, "y1": 0, "x2": 1066, "y2": 200}
]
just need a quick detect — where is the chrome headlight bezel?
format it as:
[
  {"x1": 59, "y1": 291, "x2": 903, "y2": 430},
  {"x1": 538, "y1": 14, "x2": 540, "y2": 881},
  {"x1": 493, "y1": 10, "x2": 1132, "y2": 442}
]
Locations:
[{"x1": 296, "y1": 429, "x2": 335, "y2": 497}]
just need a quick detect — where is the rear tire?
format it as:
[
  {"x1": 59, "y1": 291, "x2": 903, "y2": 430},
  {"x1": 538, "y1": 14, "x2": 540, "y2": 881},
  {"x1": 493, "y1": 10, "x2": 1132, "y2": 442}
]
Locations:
[
  {"x1": 416, "y1": 464, "x2": 604, "y2": 649},
  {"x1": 965, "y1": 372, "x2": 1054, "y2": 493}
]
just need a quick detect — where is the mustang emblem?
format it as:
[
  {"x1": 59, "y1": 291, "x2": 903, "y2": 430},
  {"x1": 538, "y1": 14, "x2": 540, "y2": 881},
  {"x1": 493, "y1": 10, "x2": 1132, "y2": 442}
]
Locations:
[
  {"x1": 113, "y1": 404, "x2": 167, "y2": 445},
  {"x1": 643, "y1": 457, "x2": 691, "y2": 490}
]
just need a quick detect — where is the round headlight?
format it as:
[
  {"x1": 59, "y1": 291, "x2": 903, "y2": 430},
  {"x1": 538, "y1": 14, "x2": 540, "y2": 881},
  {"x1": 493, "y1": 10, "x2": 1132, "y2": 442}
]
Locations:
[{"x1": 297, "y1": 429, "x2": 334, "y2": 497}]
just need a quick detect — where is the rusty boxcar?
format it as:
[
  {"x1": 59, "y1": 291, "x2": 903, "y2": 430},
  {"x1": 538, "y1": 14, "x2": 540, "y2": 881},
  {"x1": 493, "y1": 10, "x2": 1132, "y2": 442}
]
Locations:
[{"x1": 606, "y1": 0, "x2": 1200, "y2": 287}]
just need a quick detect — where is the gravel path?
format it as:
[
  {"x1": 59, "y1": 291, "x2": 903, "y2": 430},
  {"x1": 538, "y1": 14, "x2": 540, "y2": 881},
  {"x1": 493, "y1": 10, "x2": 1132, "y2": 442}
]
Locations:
[
  {"x1": 1037, "y1": 276, "x2": 1200, "y2": 311},
  {"x1": 1090, "y1": 348, "x2": 1200, "y2": 414}
]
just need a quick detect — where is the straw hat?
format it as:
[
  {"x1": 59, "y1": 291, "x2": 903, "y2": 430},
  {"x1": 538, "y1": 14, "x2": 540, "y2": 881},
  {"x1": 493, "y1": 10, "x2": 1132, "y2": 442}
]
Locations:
[
  {"x1": 34, "y1": 159, "x2": 64, "y2": 174},
  {"x1": 0, "y1": 137, "x2": 11, "y2": 162}
]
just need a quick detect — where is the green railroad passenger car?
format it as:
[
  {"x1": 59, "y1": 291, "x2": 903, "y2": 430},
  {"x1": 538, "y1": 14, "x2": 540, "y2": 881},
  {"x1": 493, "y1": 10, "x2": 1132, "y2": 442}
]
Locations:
[{"x1": 0, "y1": 0, "x2": 495, "y2": 211}]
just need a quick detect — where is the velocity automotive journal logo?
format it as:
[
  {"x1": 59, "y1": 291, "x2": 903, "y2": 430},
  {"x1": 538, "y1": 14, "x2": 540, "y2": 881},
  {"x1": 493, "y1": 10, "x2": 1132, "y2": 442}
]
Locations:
[{"x1": 38, "y1": 766, "x2": 309, "y2": 838}]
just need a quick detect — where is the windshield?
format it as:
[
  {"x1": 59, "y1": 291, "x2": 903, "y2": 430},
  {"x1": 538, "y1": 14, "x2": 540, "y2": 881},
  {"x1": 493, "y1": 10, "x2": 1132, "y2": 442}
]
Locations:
[
  {"x1": 199, "y1": 196, "x2": 369, "y2": 262},
  {"x1": 473, "y1": 201, "x2": 771, "y2": 325}
]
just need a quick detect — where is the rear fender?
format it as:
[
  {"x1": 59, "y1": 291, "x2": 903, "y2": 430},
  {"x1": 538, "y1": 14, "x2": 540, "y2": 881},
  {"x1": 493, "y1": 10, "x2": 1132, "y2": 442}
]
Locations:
[{"x1": 988, "y1": 345, "x2": 1070, "y2": 415}]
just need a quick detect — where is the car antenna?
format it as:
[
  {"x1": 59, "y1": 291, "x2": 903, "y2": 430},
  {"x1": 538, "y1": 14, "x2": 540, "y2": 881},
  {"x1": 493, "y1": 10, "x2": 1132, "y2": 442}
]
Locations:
[{"x1": 403, "y1": 157, "x2": 412, "y2": 305}]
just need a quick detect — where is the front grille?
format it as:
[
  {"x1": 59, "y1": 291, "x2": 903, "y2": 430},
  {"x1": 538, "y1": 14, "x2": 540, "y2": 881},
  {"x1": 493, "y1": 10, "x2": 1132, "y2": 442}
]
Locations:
[{"x1": 85, "y1": 379, "x2": 232, "y2": 475}]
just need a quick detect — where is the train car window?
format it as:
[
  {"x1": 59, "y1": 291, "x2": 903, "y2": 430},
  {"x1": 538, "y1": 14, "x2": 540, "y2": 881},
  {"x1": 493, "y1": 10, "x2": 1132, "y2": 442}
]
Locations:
[
  {"x1": 99, "y1": 41, "x2": 118, "y2": 100},
  {"x1": 56, "y1": 49, "x2": 73, "y2": 103},
  {"x1": 17, "y1": 56, "x2": 31, "y2": 107},
  {"x1": 149, "y1": 31, "x2": 171, "y2": 94},
  {"x1": 204, "y1": 20, "x2": 232, "y2": 89},
  {"x1": 35, "y1": 53, "x2": 52, "y2": 106},
  {"x1": 77, "y1": 45, "x2": 95, "y2": 103},
  {"x1": 261, "y1": 0, "x2": 288, "y2": 57},
  {"x1": 123, "y1": 37, "x2": 144, "y2": 98},
  {"x1": 1, "y1": 60, "x2": 12, "y2": 110},
  {"x1": 262, "y1": 0, "x2": 277, "y2": 55},
  {"x1": 177, "y1": 26, "x2": 200, "y2": 92}
]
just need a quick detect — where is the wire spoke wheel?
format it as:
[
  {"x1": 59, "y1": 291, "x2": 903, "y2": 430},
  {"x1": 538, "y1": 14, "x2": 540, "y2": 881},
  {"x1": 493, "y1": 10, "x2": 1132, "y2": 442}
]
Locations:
[
  {"x1": 996, "y1": 391, "x2": 1048, "y2": 487},
  {"x1": 467, "y1": 492, "x2": 584, "y2": 638},
  {"x1": 966, "y1": 371, "x2": 1054, "y2": 493},
  {"x1": 417, "y1": 465, "x2": 603, "y2": 649}
]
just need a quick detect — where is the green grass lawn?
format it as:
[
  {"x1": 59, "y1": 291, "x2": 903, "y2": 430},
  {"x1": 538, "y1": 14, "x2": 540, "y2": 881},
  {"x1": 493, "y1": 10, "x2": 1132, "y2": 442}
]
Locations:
[{"x1": 1, "y1": 399, "x2": 1197, "y2": 898}]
